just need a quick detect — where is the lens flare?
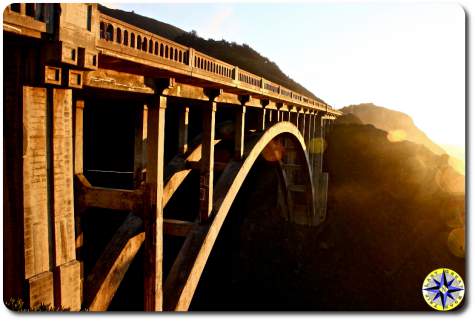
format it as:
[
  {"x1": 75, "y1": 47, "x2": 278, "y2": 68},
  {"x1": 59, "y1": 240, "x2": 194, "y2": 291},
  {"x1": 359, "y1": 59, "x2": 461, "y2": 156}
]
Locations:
[
  {"x1": 435, "y1": 166, "x2": 465, "y2": 194},
  {"x1": 387, "y1": 129, "x2": 407, "y2": 142},
  {"x1": 447, "y1": 228, "x2": 465, "y2": 258},
  {"x1": 261, "y1": 139, "x2": 284, "y2": 162},
  {"x1": 308, "y1": 137, "x2": 326, "y2": 154},
  {"x1": 448, "y1": 156, "x2": 465, "y2": 176}
]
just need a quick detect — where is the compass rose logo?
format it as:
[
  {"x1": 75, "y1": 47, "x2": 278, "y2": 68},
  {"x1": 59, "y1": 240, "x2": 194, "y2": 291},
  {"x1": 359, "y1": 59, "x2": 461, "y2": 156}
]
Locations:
[{"x1": 422, "y1": 268, "x2": 465, "y2": 311}]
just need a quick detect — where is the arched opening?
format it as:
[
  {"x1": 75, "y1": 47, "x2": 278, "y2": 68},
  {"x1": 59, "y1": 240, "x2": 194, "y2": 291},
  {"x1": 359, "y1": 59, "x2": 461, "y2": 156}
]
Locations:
[
  {"x1": 163, "y1": 123, "x2": 315, "y2": 310},
  {"x1": 160, "y1": 44, "x2": 164, "y2": 57},
  {"x1": 184, "y1": 51, "x2": 189, "y2": 64},
  {"x1": 130, "y1": 33, "x2": 135, "y2": 48},
  {"x1": 142, "y1": 37, "x2": 147, "y2": 52},
  {"x1": 149, "y1": 39, "x2": 153, "y2": 53},
  {"x1": 123, "y1": 30, "x2": 128, "y2": 46},
  {"x1": 189, "y1": 153, "x2": 290, "y2": 310},
  {"x1": 100, "y1": 22, "x2": 105, "y2": 39},
  {"x1": 25, "y1": 3, "x2": 35, "y2": 17},
  {"x1": 154, "y1": 42, "x2": 159, "y2": 55},
  {"x1": 137, "y1": 35, "x2": 142, "y2": 50},
  {"x1": 116, "y1": 28, "x2": 122, "y2": 44},
  {"x1": 105, "y1": 24, "x2": 113, "y2": 41},
  {"x1": 10, "y1": 3, "x2": 21, "y2": 12}
]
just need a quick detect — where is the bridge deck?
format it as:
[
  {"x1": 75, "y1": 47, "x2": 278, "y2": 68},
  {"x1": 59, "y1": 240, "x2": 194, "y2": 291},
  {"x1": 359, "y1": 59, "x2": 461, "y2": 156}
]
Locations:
[{"x1": 3, "y1": 3, "x2": 339, "y2": 312}]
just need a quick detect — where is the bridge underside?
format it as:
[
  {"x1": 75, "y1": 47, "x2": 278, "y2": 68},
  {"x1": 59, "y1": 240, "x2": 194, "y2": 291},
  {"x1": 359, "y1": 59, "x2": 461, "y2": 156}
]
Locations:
[{"x1": 3, "y1": 3, "x2": 338, "y2": 311}]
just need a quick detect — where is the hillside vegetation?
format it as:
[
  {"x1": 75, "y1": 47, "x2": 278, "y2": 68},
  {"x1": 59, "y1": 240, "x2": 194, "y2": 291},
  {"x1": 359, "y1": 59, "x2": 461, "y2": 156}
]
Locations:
[{"x1": 98, "y1": 4, "x2": 321, "y2": 102}]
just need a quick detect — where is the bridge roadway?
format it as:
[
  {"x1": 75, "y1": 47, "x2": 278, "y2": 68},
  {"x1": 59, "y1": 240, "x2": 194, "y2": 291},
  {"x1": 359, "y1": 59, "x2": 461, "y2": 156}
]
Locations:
[{"x1": 3, "y1": 3, "x2": 340, "y2": 311}]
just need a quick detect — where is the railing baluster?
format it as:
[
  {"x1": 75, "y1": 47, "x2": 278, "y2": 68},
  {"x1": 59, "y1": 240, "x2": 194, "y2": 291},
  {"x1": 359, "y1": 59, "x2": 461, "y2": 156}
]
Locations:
[{"x1": 96, "y1": 13, "x2": 338, "y2": 114}]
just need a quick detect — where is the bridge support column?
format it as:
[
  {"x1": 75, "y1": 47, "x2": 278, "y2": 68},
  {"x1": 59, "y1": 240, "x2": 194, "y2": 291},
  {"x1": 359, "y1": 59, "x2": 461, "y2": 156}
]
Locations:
[
  {"x1": 276, "y1": 103, "x2": 284, "y2": 122},
  {"x1": 314, "y1": 114, "x2": 324, "y2": 173},
  {"x1": 200, "y1": 100, "x2": 217, "y2": 221},
  {"x1": 265, "y1": 108, "x2": 272, "y2": 127},
  {"x1": 304, "y1": 112, "x2": 312, "y2": 149},
  {"x1": 256, "y1": 108, "x2": 266, "y2": 131},
  {"x1": 321, "y1": 118, "x2": 326, "y2": 139},
  {"x1": 235, "y1": 99, "x2": 247, "y2": 160},
  {"x1": 178, "y1": 106, "x2": 189, "y2": 154},
  {"x1": 290, "y1": 108, "x2": 298, "y2": 127},
  {"x1": 267, "y1": 108, "x2": 277, "y2": 126},
  {"x1": 74, "y1": 99, "x2": 85, "y2": 255},
  {"x1": 235, "y1": 106, "x2": 246, "y2": 159},
  {"x1": 311, "y1": 112, "x2": 329, "y2": 225},
  {"x1": 73, "y1": 99, "x2": 86, "y2": 306},
  {"x1": 18, "y1": 87, "x2": 54, "y2": 309},
  {"x1": 144, "y1": 95, "x2": 166, "y2": 311},
  {"x1": 258, "y1": 99, "x2": 269, "y2": 131},
  {"x1": 298, "y1": 110, "x2": 305, "y2": 136},
  {"x1": 134, "y1": 105, "x2": 148, "y2": 187},
  {"x1": 74, "y1": 100, "x2": 84, "y2": 176},
  {"x1": 51, "y1": 88, "x2": 81, "y2": 311}
]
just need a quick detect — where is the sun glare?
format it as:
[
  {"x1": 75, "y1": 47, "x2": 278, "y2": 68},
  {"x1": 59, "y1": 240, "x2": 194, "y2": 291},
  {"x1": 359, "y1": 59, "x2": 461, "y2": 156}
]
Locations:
[{"x1": 387, "y1": 130, "x2": 407, "y2": 143}]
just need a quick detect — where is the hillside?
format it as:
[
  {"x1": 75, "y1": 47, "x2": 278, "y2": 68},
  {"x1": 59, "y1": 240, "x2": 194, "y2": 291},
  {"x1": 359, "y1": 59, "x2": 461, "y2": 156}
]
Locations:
[
  {"x1": 188, "y1": 114, "x2": 465, "y2": 310},
  {"x1": 98, "y1": 4, "x2": 322, "y2": 102},
  {"x1": 442, "y1": 144, "x2": 465, "y2": 175},
  {"x1": 317, "y1": 118, "x2": 465, "y2": 309},
  {"x1": 341, "y1": 103, "x2": 445, "y2": 155}
]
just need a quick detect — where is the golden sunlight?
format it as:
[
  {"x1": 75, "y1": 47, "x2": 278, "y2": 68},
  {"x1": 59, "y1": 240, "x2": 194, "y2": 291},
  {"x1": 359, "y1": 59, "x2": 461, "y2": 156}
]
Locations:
[
  {"x1": 435, "y1": 166, "x2": 465, "y2": 194},
  {"x1": 261, "y1": 139, "x2": 284, "y2": 162},
  {"x1": 447, "y1": 227, "x2": 465, "y2": 258},
  {"x1": 308, "y1": 137, "x2": 326, "y2": 155},
  {"x1": 386, "y1": 129, "x2": 407, "y2": 143}
]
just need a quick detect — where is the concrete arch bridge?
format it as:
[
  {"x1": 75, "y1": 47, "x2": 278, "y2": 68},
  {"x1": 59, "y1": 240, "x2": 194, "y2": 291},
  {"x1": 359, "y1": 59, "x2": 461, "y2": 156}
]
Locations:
[{"x1": 3, "y1": 3, "x2": 340, "y2": 311}]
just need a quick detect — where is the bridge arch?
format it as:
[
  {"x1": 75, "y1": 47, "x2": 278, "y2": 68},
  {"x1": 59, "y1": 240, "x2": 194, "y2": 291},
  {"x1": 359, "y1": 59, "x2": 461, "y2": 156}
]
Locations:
[{"x1": 163, "y1": 121, "x2": 315, "y2": 311}]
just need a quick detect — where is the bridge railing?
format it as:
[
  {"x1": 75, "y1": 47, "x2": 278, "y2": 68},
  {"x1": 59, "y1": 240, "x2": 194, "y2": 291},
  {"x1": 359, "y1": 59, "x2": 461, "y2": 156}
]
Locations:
[
  {"x1": 192, "y1": 50, "x2": 235, "y2": 82},
  {"x1": 3, "y1": 5, "x2": 340, "y2": 114},
  {"x1": 98, "y1": 13, "x2": 191, "y2": 68},
  {"x1": 237, "y1": 68, "x2": 262, "y2": 90},
  {"x1": 262, "y1": 79, "x2": 280, "y2": 96},
  {"x1": 0, "y1": 8, "x2": 333, "y2": 114},
  {"x1": 3, "y1": 3, "x2": 50, "y2": 37},
  {"x1": 95, "y1": 12, "x2": 342, "y2": 114}
]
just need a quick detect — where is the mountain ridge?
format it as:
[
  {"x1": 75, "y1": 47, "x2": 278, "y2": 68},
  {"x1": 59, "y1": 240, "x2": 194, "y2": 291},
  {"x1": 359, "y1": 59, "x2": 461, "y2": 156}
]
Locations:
[{"x1": 340, "y1": 103, "x2": 446, "y2": 155}]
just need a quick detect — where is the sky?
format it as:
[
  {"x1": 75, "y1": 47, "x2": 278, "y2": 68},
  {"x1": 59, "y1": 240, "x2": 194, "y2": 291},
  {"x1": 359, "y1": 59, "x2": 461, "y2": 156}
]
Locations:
[{"x1": 107, "y1": 1, "x2": 465, "y2": 148}]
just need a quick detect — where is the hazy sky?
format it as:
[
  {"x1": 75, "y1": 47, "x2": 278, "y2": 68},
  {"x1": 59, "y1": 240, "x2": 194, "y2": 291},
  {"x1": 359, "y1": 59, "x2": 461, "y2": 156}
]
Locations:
[{"x1": 108, "y1": 1, "x2": 465, "y2": 148}]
